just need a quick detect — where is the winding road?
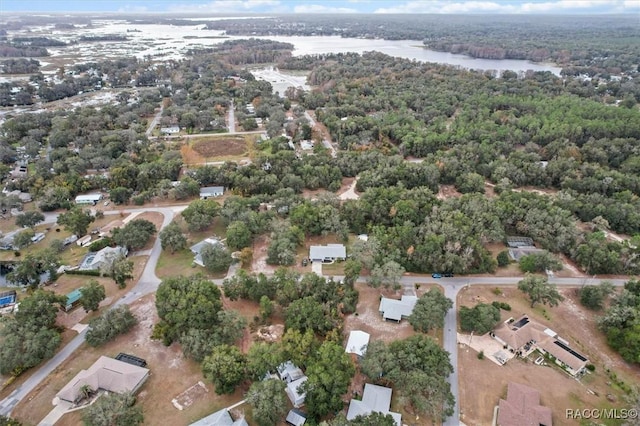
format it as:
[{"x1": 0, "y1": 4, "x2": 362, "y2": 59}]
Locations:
[{"x1": 0, "y1": 205, "x2": 632, "y2": 423}]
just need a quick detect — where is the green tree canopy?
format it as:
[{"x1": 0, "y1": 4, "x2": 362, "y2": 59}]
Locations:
[
  {"x1": 202, "y1": 344, "x2": 247, "y2": 394},
  {"x1": 57, "y1": 207, "x2": 95, "y2": 236},
  {"x1": 408, "y1": 288, "x2": 453, "y2": 333},
  {"x1": 517, "y1": 274, "x2": 564, "y2": 308},
  {"x1": 112, "y1": 219, "x2": 156, "y2": 251},
  {"x1": 226, "y1": 221, "x2": 252, "y2": 251},
  {"x1": 159, "y1": 221, "x2": 187, "y2": 253},
  {"x1": 459, "y1": 303, "x2": 501, "y2": 334},
  {"x1": 182, "y1": 199, "x2": 221, "y2": 232},
  {"x1": 580, "y1": 281, "x2": 614, "y2": 310},
  {"x1": 85, "y1": 306, "x2": 137, "y2": 347},
  {"x1": 82, "y1": 392, "x2": 143, "y2": 426},
  {"x1": 246, "y1": 378, "x2": 287, "y2": 426},
  {"x1": 201, "y1": 242, "x2": 233, "y2": 273},
  {"x1": 16, "y1": 210, "x2": 45, "y2": 228},
  {"x1": 80, "y1": 280, "x2": 106, "y2": 312}
]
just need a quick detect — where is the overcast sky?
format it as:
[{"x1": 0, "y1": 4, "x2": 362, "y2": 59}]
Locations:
[{"x1": 2, "y1": 0, "x2": 639, "y2": 14}]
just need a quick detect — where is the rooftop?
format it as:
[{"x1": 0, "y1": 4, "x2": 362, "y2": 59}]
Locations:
[
  {"x1": 379, "y1": 295, "x2": 418, "y2": 322},
  {"x1": 345, "y1": 330, "x2": 370, "y2": 357},
  {"x1": 497, "y1": 382, "x2": 552, "y2": 426},
  {"x1": 309, "y1": 244, "x2": 346, "y2": 261},
  {"x1": 346, "y1": 384, "x2": 401, "y2": 426}
]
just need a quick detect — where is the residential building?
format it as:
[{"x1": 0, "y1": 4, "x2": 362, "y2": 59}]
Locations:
[
  {"x1": 278, "y1": 361, "x2": 308, "y2": 408},
  {"x1": 345, "y1": 330, "x2": 370, "y2": 358},
  {"x1": 30, "y1": 232, "x2": 45, "y2": 243},
  {"x1": 64, "y1": 288, "x2": 83, "y2": 312},
  {"x1": 497, "y1": 382, "x2": 552, "y2": 426},
  {"x1": 75, "y1": 193, "x2": 103, "y2": 205},
  {"x1": 492, "y1": 315, "x2": 589, "y2": 376},
  {"x1": 189, "y1": 408, "x2": 248, "y2": 426},
  {"x1": 200, "y1": 186, "x2": 225, "y2": 199},
  {"x1": 190, "y1": 237, "x2": 223, "y2": 267},
  {"x1": 346, "y1": 384, "x2": 401, "y2": 426},
  {"x1": 56, "y1": 356, "x2": 149, "y2": 403},
  {"x1": 285, "y1": 409, "x2": 307, "y2": 426},
  {"x1": 160, "y1": 126, "x2": 180, "y2": 134},
  {"x1": 378, "y1": 295, "x2": 418, "y2": 322},
  {"x1": 79, "y1": 246, "x2": 128, "y2": 271},
  {"x1": 308, "y1": 244, "x2": 346, "y2": 263}
]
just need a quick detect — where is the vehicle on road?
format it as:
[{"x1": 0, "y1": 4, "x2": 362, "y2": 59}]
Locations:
[
  {"x1": 432, "y1": 273, "x2": 442, "y2": 278},
  {"x1": 444, "y1": 273, "x2": 454, "y2": 277}
]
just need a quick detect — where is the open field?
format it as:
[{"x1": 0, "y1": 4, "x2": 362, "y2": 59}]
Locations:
[
  {"x1": 457, "y1": 285, "x2": 640, "y2": 426},
  {"x1": 180, "y1": 135, "x2": 253, "y2": 165}
]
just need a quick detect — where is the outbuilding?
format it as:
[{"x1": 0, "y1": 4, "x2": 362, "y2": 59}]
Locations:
[{"x1": 75, "y1": 193, "x2": 103, "y2": 205}]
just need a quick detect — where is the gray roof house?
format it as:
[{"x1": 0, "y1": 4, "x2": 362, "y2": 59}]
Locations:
[
  {"x1": 278, "y1": 361, "x2": 308, "y2": 408},
  {"x1": 56, "y1": 356, "x2": 149, "y2": 403},
  {"x1": 309, "y1": 244, "x2": 346, "y2": 263},
  {"x1": 189, "y1": 408, "x2": 248, "y2": 426},
  {"x1": 286, "y1": 376, "x2": 308, "y2": 408},
  {"x1": 286, "y1": 409, "x2": 307, "y2": 426},
  {"x1": 200, "y1": 186, "x2": 225, "y2": 199},
  {"x1": 277, "y1": 361, "x2": 304, "y2": 383},
  {"x1": 346, "y1": 384, "x2": 401, "y2": 426},
  {"x1": 190, "y1": 237, "x2": 223, "y2": 267},
  {"x1": 79, "y1": 246, "x2": 128, "y2": 271},
  {"x1": 379, "y1": 295, "x2": 418, "y2": 322}
]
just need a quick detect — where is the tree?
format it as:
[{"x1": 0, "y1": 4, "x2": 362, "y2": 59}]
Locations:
[
  {"x1": 15, "y1": 211, "x2": 45, "y2": 228},
  {"x1": 497, "y1": 250, "x2": 511, "y2": 267},
  {"x1": 159, "y1": 222, "x2": 186, "y2": 253},
  {"x1": 202, "y1": 344, "x2": 246, "y2": 394},
  {"x1": 105, "y1": 255, "x2": 134, "y2": 289},
  {"x1": 369, "y1": 260, "x2": 405, "y2": 289},
  {"x1": 281, "y1": 328, "x2": 318, "y2": 370},
  {"x1": 246, "y1": 379, "x2": 287, "y2": 426},
  {"x1": 303, "y1": 341, "x2": 355, "y2": 420},
  {"x1": 408, "y1": 288, "x2": 453, "y2": 333},
  {"x1": 109, "y1": 187, "x2": 133, "y2": 205},
  {"x1": 259, "y1": 295, "x2": 274, "y2": 321},
  {"x1": 343, "y1": 258, "x2": 362, "y2": 286},
  {"x1": 201, "y1": 242, "x2": 233, "y2": 273},
  {"x1": 82, "y1": 392, "x2": 143, "y2": 426},
  {"x1": 0, "y1": 415, "x2": 22, "y2": 426},
  {"x1": 155, "y1": 274, "x2": 223, "y2": 344},
  {"x1": 459, "y1": 303, "x2": 501, "y2": 334},
  {"x1": 80, "y1": 280, "x2": 106, "y2": 312},
  {"x1": 517, "y1": 274, "x2": 564, "y2": 308},
  {"x1": 247, "y1": 342, "x2": 285, "y2": 380},
  {"x1": 284, "y1": 296, "x2": 334, "y2": 335},
  {"x1": 580, "y1": 281, "x2": 615, "y2": 310},
  {"x1": 226, "y1": 221, "x2": 252, "y2": 250},
  {"x1": 57, "y1": 207, "x2": 94, "y2": 236},
  {"x1": 6, "y1": 253, "x2": 42, "y2": 287},
  {"x1": 325, "y1": 412, "x2": 396, "y2": 426},
  {"x1": 13, "y1": 228, "x2": 35, "y2": 249},
  {"x1": 85, "y1": 306, "x2": 137, "y2": 347},
  {"x1": 518, "y1": 251, "x2": 562, "y2": 273},
  {"x1": 112, "y1": 219, "x2": 156, "y2": 251},
  {"x1": 182, "y1": 199, "x2": 220, "y2": 232}
]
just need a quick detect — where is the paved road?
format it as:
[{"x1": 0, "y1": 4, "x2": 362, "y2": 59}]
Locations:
[
  {"x1": 303, "y1": 110, "x2": 337, "y2": 158},
  {"x1": 145, "y1": 105, "x2": 164, "y2": 138}
]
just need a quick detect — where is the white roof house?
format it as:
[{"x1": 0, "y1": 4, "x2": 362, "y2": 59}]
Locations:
[
  {"x1": 345, "y1": 330, "x2": 370, "y2": 357},
  {"x1": 189, "y1": 408, "x2": 248, "y2": 426},
  {"x1": 56, "y1": 356, "x2": 149, "y2": 403},
  {"x1": 75, "y1": 193, "x2": 103, "y2": 205},
  {"x1": 200, "y1": 186, "x2": 225, "y2": 199},
  {"x1": 379, "y1": 295, "x2": 418, "y2": 322},
  {"x1": 160, "y1": 126, "x2": 180, "y2": 134},
  {"x1": 346, "y1": 384, "x2": 401, "y2": 426},
  {"x1": 309, "y1": 244, "x2": 346, "y2": 262},
  {"x1": 286, "y1": 376, "x2": 308, "y2": 408},
  {"x1": 190, "y1": 237, "x2": 223, "y2": 267}
]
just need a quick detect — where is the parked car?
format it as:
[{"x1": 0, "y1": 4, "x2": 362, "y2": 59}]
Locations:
[
  {"x1": 432, "y1": 273, "x2": 442, "y2": 278},
  {"x1": 443, "y1": 273, "x2": 454, "y2": 277}
]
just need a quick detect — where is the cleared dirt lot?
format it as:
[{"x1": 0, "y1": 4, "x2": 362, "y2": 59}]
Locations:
[
  {"x1": 181, "y1": 135, "x2": 251, "y2": 165},
  {"x1": 457, "y1": 285, "x2": 640, "y2": 426}
]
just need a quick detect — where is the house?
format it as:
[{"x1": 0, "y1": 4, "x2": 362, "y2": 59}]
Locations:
[
  {"x1": 497, "y1": 382, "x2": 552, "y2": 426},
  {"x1": 160, "y1": 126, "x2": 180, "y2": 134},
  {"x1": 345, "y1": 330, "x2": 370, "y2": 358},
  {"x1": 286, "y1": 409, "x2": 307, "y2": 426},
  {"x1": 190, "y1": 237, "x2": 223, "y2": 267},
  {"x1": 30, "y1": 232, "x2": 45, "y2": 244},
  {"x1": 278, "y1": 361, "x2": 308, "y2": 408},
  {"x1": 63, "y1": 235, "x2": 78, "y2": 246},
  {"x1": 56, "y1": 356, "x2": 149, "y2": 403},
  {"x1": 200, "y1": 186, "x2": 225, "y2": 199},
  {"x1": 308, "y1": 244, "x2": 346, "y2": 263},
  {"x1": 64, "y1": 288, "x2": 83, "y2": 312},
  {"x1": 378, "y1": 295, "x2": 418, "y2": 322},
  {"x1": 346, "y1": 384, "x2": 402, "y2": 426},
  {"x1": 76, "y1": 235, "x2": 92, "y2": 247},
  {"x1": 79, "y1": 246, "x2": 128, "y2": 271},
  {"x1": 75, "y1": 193, "x2": 103, "y2": 205},
  {"x1": 189, "y1": 408, "x2": 248, "y2": 426},
  {"x1": 300, "y1": 140, "x2": 314, "y2": 150},
  {"x1": 492, "y1": 315, "x2": 589, "y2": 376},
  {"x1": 505, "y1": 236, "x2": 545, "y2": 261}
]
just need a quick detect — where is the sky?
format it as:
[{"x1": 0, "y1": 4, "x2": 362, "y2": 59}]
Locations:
[{"x1": 1, "y1": 0, "x2": 639, "y2": 14}]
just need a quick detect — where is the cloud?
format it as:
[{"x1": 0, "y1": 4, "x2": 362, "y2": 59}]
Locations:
[
  {"x1": 374, "y1": 0, "x2": 630, "y2": 13},
  {"x1": 117, "y1": 5, "x2": 149, "y2": 13},
  {"x1": 293, "y1": 4, "x2": 358, "y2": 13},
  {"x1": 168, "y1": 0, "x2": 281, "y2": 13}
]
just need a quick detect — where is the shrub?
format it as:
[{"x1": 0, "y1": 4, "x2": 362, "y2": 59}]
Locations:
[
  {"x1": 88, "y1": 237, "x2": 113, "y2": 252},
  {"x1": 586, "y1": 364, "x2": 596, "y2": 372},
  {"x1": 477, "y1": 351, "x2": 485, "y2": 360},
  {"x1": 492, "y1": 301, "x2": 512, "y2": 311},
  {"x1": 497, "y1": 250, "x2": 511, "y2": 267},
  {"x1": 65, "y1": 269, "x2": 101, "y2": 276},
  {"x1": 85, "y1": 306, "x2": 137, "y2": 347}
]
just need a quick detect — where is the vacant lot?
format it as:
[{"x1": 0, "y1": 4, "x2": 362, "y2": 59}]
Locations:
[
  {"x1": 457, "y1": 285, "x2": 640, "y2": 426},
  {"x1": 181, "y1": 135, "x2": 250, "y2": 165}
]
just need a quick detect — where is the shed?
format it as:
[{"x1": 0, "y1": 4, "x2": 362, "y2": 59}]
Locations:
[
  {"x1": 64, "y1": 288, "x2": 83, "y2": 312},
  {"x1": 200, "y1": 186, "x2": 224, "y2": 199},
  {"x1": 286, "y1": 409, "x2": 307, "y2": 426}
]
